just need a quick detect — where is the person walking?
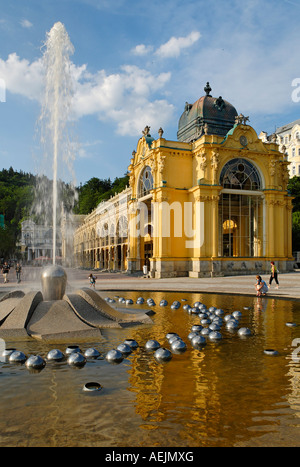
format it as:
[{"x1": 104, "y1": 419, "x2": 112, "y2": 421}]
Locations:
[
  {"x1": 15, "y1": 263, "x2": 22, "y2": 283},
  {"x1": 2, "y1": 262, "x2": 10, "y2": 283},
  {"x1": 88, "y1": 273, "x2": 97, "y2": 289},
  {"x1": 269, "y1": 261, "x2": 279, "y2": 289}
]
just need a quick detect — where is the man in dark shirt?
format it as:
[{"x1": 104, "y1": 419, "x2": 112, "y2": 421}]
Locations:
[{"x1": 2, "y1": 262, "x2": 10, "y2": 283}]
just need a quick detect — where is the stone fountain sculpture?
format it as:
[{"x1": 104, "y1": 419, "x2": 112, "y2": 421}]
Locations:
[{"x1": 0, "y1": 266, "x2": 153, "y2": 342}]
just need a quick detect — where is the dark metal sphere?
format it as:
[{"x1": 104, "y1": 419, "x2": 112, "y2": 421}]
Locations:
[
  {"x1": 191, "y1": 335, "x2": 207, "y2": 348},
  {"x1": 106, "y1": 349, "x2": 124, "y2": 363},
  {"x1": 208, "y1": 331, "x2": 223, "y2": 341},
  {"x1": 226, "y1": 320, "x2": 239, "y2": 330},
  {"x1": 160, "y1": 299, "x2": 168, "y2": 307},
  {"x1": 84, "y1": 348, "x2": 101, "y2": 359},
  {"x1": 9, "y1": 351, "x2": 27, "y2": 364},
  {"x1": 117, "y1": 343, "x2": 132, "y2": 355},
  {"x1": 124, "y1": 339, "x2": 139, "y2": 349},
  {"x1": 171, "y1": 339, "x2": 187, "y2": 353},
  {"x1": 147, "y1": 298, "x2": 155, "y2": 306},
  {"x1": 238, "y1": 327, "x2": 252, "y2": 337},
  {"x1": 154, "y1": 347, "x2": 172, "y2": 362},
  {"x1": 47, "y1": 349, "x2": 65, "y2": 361},
  {"x1": 25, "y1": 355, "x2": 46, "y2": 370},
  {"x1": 224, "y1": 314, "x2": 233, "y2": 322},
  {"x1": 215, "y1": 309, "x2": 224, "y2": 316},
  {"x1": 67, "y1": 352, "x2": 87, "y2": 367},
  {"x1": 66, "y1": 345, "x2": 81, "y2": 355},
  {"x1": 232, "y1": 311, "x2": 242, "y2": 319},
  {"x1": 145, "y1": 340, "x2": 161, "y2": 351}
]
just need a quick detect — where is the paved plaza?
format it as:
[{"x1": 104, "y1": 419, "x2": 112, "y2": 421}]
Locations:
[{"x1": 0, "y1": 266, "x2": 299, "y2": 301}]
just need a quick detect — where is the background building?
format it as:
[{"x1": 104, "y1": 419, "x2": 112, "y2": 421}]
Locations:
[
  {"x1": 21, "y1": 219, "x2": 62, "y2": 263},
  {"x1": 260, "y1": 119, "x2": 300, "y2": 177}
]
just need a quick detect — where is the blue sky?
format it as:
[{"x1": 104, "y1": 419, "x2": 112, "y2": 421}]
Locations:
[{"x1": 0, "y1": 0, "x2": 300, "y2": 185}]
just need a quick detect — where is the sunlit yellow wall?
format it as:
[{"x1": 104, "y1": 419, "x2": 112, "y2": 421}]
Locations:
[
  {"x1": 127, "y1": 123, "x2": 293, "y2": 277},
  {"x1": 73, "y1": 122, "x2": 293, "y2": 277}
]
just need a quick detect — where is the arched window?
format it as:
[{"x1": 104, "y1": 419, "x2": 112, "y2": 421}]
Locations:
[
  {"x1": 219, "y1": 158, "x2": 261, "y2": 190},
  {"x1": 100, "y1": 223, "x2": 109, "y2": 246},
  {"x1": 139, "y1": 166, "x2": 153, "y2": 198},
  {"x1": 117, "y1": 216, "x2": 128, "y2": 242},
  {"x1": 219, "y1": 158, "x2": 264, "y2": 258}
]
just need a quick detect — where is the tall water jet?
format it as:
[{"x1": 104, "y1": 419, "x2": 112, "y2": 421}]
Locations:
[{"x1": 34, "y1": 22, "x2": 76, "y2": 264}]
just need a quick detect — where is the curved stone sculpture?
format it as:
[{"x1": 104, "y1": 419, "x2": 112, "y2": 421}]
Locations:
[{"x1": 0, "y1": 266, "x2": 153, "y2": 342}]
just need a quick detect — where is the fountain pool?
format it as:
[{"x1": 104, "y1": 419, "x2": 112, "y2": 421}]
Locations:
[{"x1": 0, "y1": 290, "x2": 299, "y2": 447}]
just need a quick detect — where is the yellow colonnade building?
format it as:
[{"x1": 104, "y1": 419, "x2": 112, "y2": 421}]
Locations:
[{"x1": 73, "y1": 84, "x2": 294, "y2": 277}]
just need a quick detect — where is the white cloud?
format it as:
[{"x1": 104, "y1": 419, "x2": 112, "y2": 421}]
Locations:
[
  {"x1": 72, "y1": 64, "x2": 174, "y2": 135},
  {"x1": 155, "y1": 31, "x2": 201, "y2": 58},
  {"x1": 0, "y1": 53, "x2": 43, "y2": 101},
  {"x1": 0, "y1": 52, "x2": 174, "y2": 137},
  {"x1": 131, "y1": 44, "x2": 154, "y2": 56},
  {"x1": 20, "y1": 19, "x2": 33, "y2": 29},
  {"x1": 109, "y1": 99, "x2": 174, "y2": 136}
]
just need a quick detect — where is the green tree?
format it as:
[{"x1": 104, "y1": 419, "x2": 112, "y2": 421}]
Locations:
[
  {"x1": 0, "y1": 166, "x2": 129, "y2": 256},
  {"x1": 292, "y1": 211, "x2": 300, "y2": 251},
  {"x1": 288, "y1": 176, "x2": 300, "y2": 212},
  {"x1": 74, "y1": 174, "x2": 129, "y2": 215},
  {"x1": 0, "y1": 225, "x2": 17, "y2": 259}
]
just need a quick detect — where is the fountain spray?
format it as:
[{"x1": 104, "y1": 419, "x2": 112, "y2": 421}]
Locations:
[{"x1": 38, "y1": 22, "x2": 75, "y2": 264}]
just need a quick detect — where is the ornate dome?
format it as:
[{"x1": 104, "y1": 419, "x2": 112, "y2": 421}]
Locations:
[{"x1": 177, "y1": 82, "x2": 238, "y2": 143}]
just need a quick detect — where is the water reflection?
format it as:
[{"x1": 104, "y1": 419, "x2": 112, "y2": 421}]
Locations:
[{"x1": 0, "y1": 291, "x2": 299, "y2": 447}]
